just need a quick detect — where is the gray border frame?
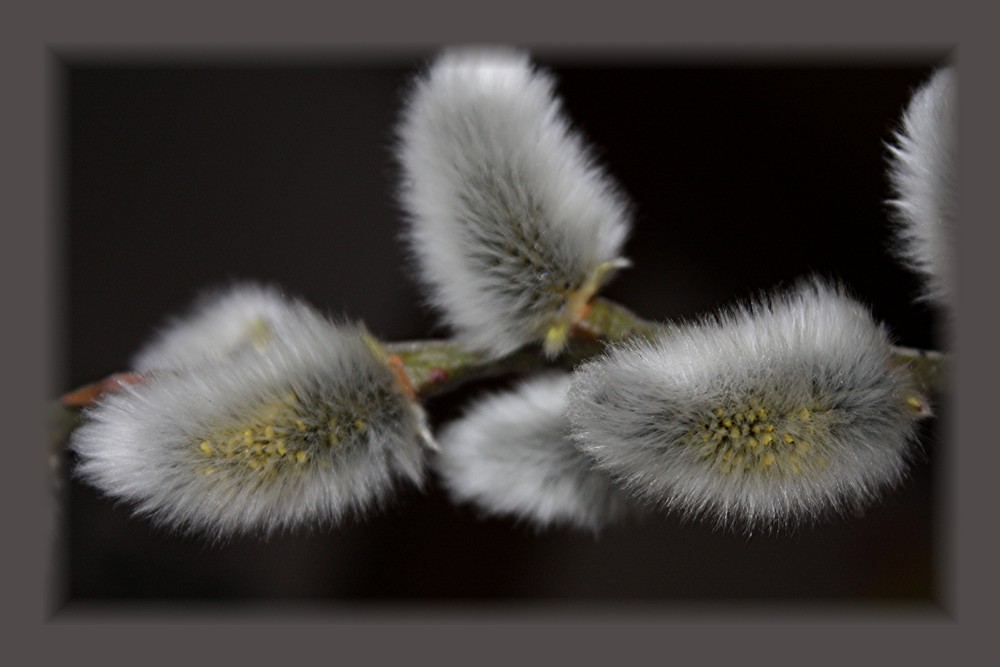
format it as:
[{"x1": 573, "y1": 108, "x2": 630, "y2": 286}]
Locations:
[{"x1": 6, "y1": 0, "x2": 994, "y2": 663}]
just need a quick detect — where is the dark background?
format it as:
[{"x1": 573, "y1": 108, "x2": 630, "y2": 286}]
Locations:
[{"x1": 58, "y1": 49, "x2": 948, "y2": 604}]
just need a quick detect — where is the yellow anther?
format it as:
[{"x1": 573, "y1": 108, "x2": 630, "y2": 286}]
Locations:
[
  {"x1": 329, "y1": 418, "x2": 339, "y2": 429},
  {"x1": 249, "y1": 460, "x2": 261, "y2": 470},
  {"x1": 799, "y1": 407, "x2": 811, "y2": 421},
  {"x1": 355, "y1": 419, "x2": 367, "y2": 431},
  {"x1": 752, "y1": 424, "x2": 762, "y2": 433},
  {"x1": 784, "y1": 434, "x2": 795, "y2": 444},
  {"x1": 247, "y1": 317, "x2": 272, "y2": 350},
  {"x1": 757, "y1": 407, "x2": 767, "y2": 419},
  {"x1": 253, "y1": 444, "x2": 264, "y2": 456},
  {"x1": 761, "y1": 433, "x2": 774, "y2": 446},
  {"x1": 747, "y1": 437, "x2": 759, "y2": 449},
  {"x1": 714, "y1": 408, "x2": 726, "y2": 418},
  {"x1": 905, "y1": 395, "x2": 927, "y2": 414},
  {"x1": 762, "y1": 453, "x2": 776, "y2": 467},
  {"x1": 295, "y1": 419, "x2": 307, "y2": 432},
  {"x1": 295, "y1": 450, "x2": 308, "y2": 464},
  {"x1": 264, "y1": 425, "x2": 275, "y2": 440},
  {"x1": 765, "y1": 424, "x2": 775, "y2": 432},
  {"x1": 199, "y1": 441, "x2": 214, "y2": 455},
  {"x1": 729, "y1": 427, "x2": 740, "y2": 440},
  {"x1": 722, "y1": 450, "x2": 734, "y2": 462},
  {"x1": 276, "y1": 440, "x2": 287, "y2": 456},
  {"x1": 243, "y1": 429, "x2": 254, "y2": 445},
  {"x1": 543, "y1": 323, "x2": 569, "y2": 357},
  {"x1": 722, "y1": 418, "x2": 733, "y2": 428},
  {"x1": 328, "y1": 432, "x2": 340, "y2": 446}
]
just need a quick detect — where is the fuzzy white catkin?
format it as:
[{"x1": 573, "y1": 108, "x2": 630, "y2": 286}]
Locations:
[
  {"x1": 437, "y1": 374, "x2": 630, "y2": 532},
  {"x1": 132, "y1": 283, "x2": 309, "y2": 372},
  {"x1": 396, "y1": 48, "x2": 632, "y2": 358},
  {"x1": 887, "y1": 67, "x2": 956, "y2": 308},
  {"x1": 568, "y1": 280, "x2": 922, "y2": 530},
  {"x1": 71, "y1": 299, "x2": 428, "y2": 538}
]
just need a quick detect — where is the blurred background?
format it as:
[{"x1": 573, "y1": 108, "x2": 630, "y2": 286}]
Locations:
[{"x1": 56, "y1": 48, "x2": 948, "y2": 605}]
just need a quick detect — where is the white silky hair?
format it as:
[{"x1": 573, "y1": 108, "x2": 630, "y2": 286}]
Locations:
[
  {"x1": 436, "y1": 374, "x2": 631, "y2": 532},
  {"x1": 396, "y1": 47, "x2": 632, "y2": 357},
  {"x1": 71, "y1": 304, "x2": 428, "y2": 539},
  {"x1": 568, "y1": 279, "x2": 921, "y2": 531},
  {"x1": 132, "y1": 282, "x2": 310, "y2": 372},
  {"x1": 887, "y1": 66, "x2": 956, "y2": 308}
]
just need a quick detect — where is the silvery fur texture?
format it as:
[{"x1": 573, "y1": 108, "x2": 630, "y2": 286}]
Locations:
[
  {"x1": 132, "y1": 283, "x2": 312, "y2": 372},
  {"x1": 887, "y1": 67, "x2": 956, "y2": 307},
  {"x1": 396, "y1": 48, "x2": 632, "y2": 357},
  {"x1": 71, "y1": 299, "x2": 427, "y2": 538},
  {"x1": 568, "y1": 280, "x2": 921, "y2": 530},
  {"x1": 437, "y1": 374, "x2": 630, "y2": 532}
]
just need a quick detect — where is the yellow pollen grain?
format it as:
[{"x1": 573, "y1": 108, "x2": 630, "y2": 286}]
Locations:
[
  {"x1": 784, "y1": 434, "x2": 795, "y2": 444},
  {"x1": 295, "y1": 450, "x2": 308, "y2": 464},
  {"x1": 761, "y1": 433, "x2": 774, "y2": 446},
  {"x1": 765, "y1": 424, "x2": 775, "y2": 432},
  {"x1": 758, "y1": 407, "x2": 768, "y2": 419},
  {"x1": 199, "y1": 441, "x2": 213, "y2": 455},
  {"x1": 276, "y1": 440, "x2": 287, "y2": 456},
  {"x1": 762, "y1": 453, "x2": 776, "y2": 467}
]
